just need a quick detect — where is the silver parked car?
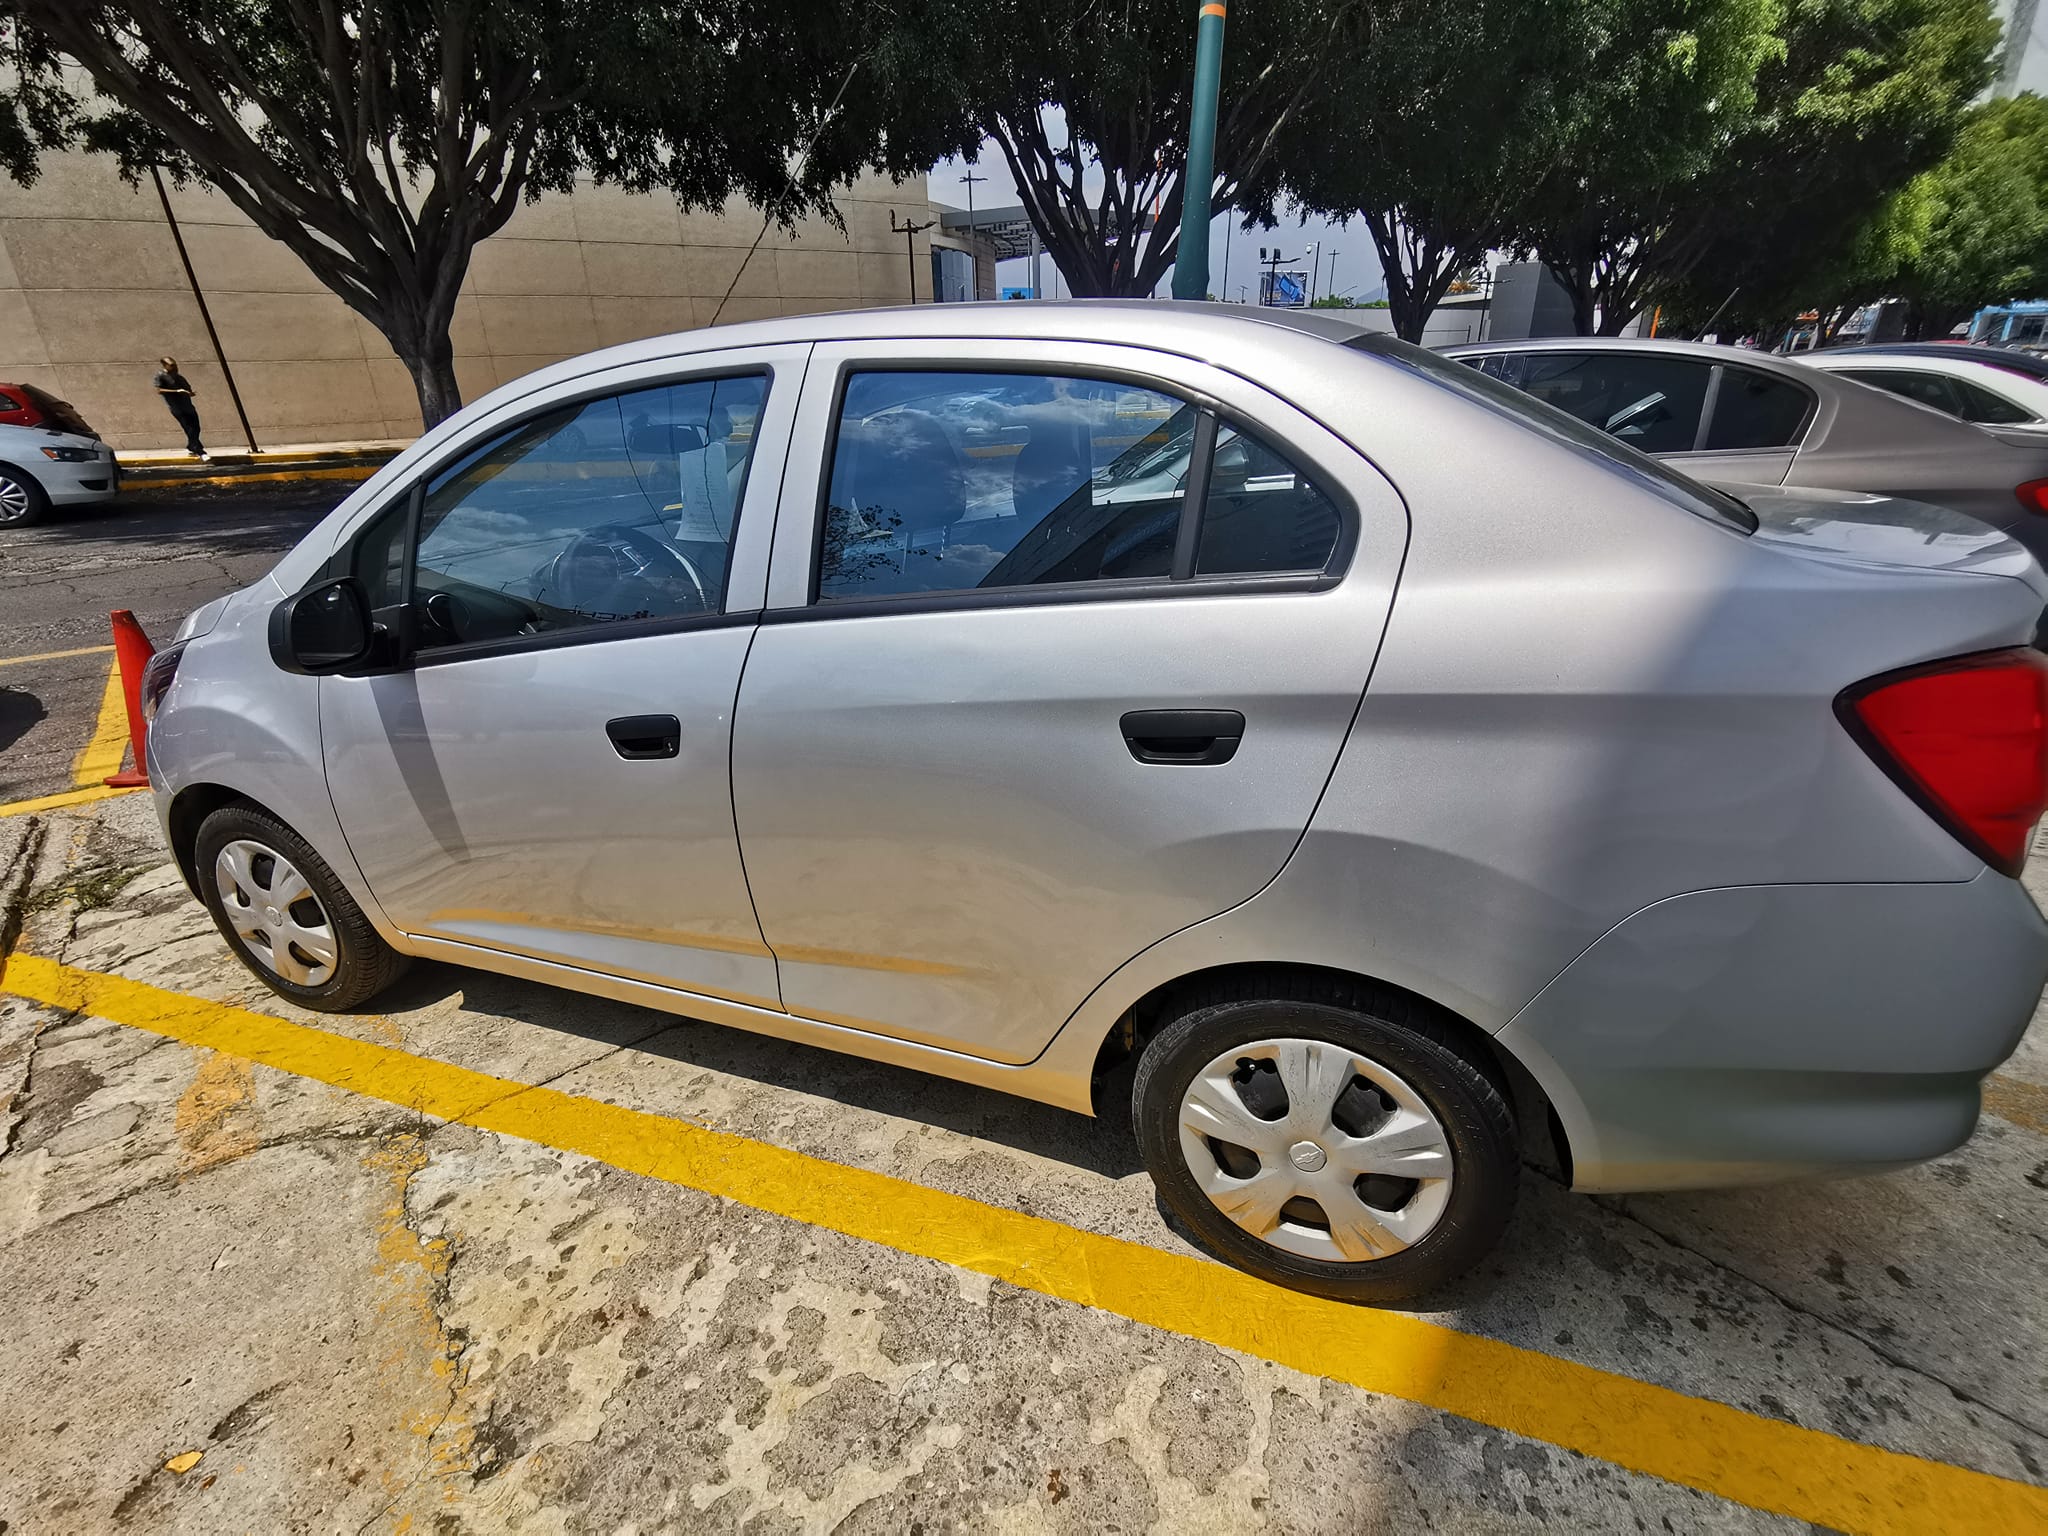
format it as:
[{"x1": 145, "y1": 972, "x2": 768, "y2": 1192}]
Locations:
[
  {"x1": 142, "y1": 304, "x2": 2048, "y2": 1301},
  {"x1": 1442, "y1": 336, "x2": 2048, "y2": 558}
]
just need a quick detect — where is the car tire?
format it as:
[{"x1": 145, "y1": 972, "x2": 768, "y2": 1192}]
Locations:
[
  {"x1": 0, "y1": 462, "x2": 50, "y2": 528},
  {"x1": 195, "y1": 803, "x2": 409, "y2": 1012},
  {"x1": 1133, "y1": 981, "x2": 1517, "y2": 1303}
]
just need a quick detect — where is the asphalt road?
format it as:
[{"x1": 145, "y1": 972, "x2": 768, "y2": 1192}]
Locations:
[{"x1": 0, "y1": 482, "x2": 345, "y2": 804}]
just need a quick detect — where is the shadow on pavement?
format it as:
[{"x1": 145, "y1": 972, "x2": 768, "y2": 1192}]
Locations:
[{"x1": 0, "y1": 683, "x2": 48, "y2": 756}]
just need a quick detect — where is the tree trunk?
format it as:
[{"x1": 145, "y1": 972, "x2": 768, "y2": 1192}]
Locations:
[
  {"x1": 398, "y1": 340, "x2": 462, "y2": 431},
  {"x1": 1565, "y1": 277, "x2": 1597, "y2": 335},
  {"x1": 1594, "y1": 305, "x2": 1639, "y2": 336}
]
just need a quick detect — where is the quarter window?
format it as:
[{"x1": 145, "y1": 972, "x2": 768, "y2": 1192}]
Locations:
[
  {"x1": 367, "y1": 375, "x2": 766, "y2": 649},
  {"x1": 1845, "y1": 367, "x2": 2036, "y2": 426},
  {"x1": 1702, "y1": 366, "x2": 1812, "y2": 449},
  {"x1": 816, "y1": 370, "x2": 1341, "y2": 601}
]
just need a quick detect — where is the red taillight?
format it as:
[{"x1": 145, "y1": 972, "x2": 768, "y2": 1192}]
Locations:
[
  {"x1": 1839, "y1": 648, "x2": 2048, "y2": 876},
  {"x1": 2016, "y1": 478, "x2": 2048, "y2": 514}
]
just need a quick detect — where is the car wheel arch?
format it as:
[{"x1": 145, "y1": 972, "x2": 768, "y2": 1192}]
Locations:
[
  {"x1": 167, "y1": 782, "x2": 266, "y2": 897},
  {"x1": 1085, "y1": 959, "x2": 1564, "y2": 1176}
]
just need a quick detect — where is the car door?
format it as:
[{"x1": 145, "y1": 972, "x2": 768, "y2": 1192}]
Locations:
[
  {"x1": 319, "y1": 347, "x2": 806, "y2": 1009},
  {"x1": 729, "y1": 339, "x2": 1407, "y2": 1063}
]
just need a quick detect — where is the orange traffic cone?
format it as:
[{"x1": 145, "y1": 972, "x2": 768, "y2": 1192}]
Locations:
[{"x1": 105, "y1": 609, "x2": 155, "y2": 788}]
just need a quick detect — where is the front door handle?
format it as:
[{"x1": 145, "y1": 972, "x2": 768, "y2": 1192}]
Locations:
[
  {"x1": 606, "y1": 714, "x2": 681, "y2": 760},
  {"x1": 1119, "y1": 709, "x2": 1245, "y2": 765}
]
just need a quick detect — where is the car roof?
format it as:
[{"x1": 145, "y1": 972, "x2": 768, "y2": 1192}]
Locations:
[{"x1": 1810, "y1": 343, "x2": 2048, "y2": 380}]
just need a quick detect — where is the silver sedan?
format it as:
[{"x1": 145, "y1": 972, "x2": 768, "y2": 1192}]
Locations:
[
  {"x1": 141, "y1": 303, "x2": 2048, "y2": 1300},
  {"x1": 1442, "y1": 335, "x2": 2048, "y2": 558}
]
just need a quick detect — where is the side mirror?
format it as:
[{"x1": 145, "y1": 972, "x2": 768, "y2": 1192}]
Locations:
[{"x1": 269, "y1": 577, "x2": 375, "y2": 675}]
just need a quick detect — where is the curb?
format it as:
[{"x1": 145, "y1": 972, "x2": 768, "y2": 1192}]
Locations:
[{"x1": 118, "y1": 450, "x2": 400, "y2": 491}]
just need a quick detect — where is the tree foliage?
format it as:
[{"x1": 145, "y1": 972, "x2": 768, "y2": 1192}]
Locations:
[
  {"x1": 1655, "y1": 0, "x2": 2000, "y2": 335},
  {"x1": 1887, "y1": 93, "x2": 2048, "y2": 336},
  {"x1": 956, "y1": 0, "x2": 1368, "y2": 298},
  {"x1": 1262, "y1": 0, "x2": 1717, "y2": 342},
  {"x1": 0, "y1": 0, "x2": 962, "y2": 426},
  {"x1": 1514, "y1": 0, "x2": 1780, "y2": 334}
]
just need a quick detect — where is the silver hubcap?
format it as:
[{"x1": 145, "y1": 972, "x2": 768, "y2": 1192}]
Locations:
[
  {"x1": 0, "y1": 476, "x2": 29, "y2": 523},
  {"x1": 214, "y1": 839, "x2": 337, "y2": 986},
  {"x1": 1177, "y1": 1037, "x2": 1454, "y2": 1263}
]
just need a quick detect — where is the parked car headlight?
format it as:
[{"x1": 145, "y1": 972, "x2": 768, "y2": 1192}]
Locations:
[
  {"x1": 40, "y1": 445, "x2": 95, "y2": 462},
  {"x1": 139, "y1": 643, "x2": 187, "y2": 723}
]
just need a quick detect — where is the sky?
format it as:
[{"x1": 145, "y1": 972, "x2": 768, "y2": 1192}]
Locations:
[{"x1": 928, "y1": 145, "x2": 1388, "y2": 304}]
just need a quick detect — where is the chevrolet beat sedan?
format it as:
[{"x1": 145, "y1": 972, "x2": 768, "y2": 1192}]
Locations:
[{"x1": 141, "y1": 304, "x2": 2048, "y2": 1301}]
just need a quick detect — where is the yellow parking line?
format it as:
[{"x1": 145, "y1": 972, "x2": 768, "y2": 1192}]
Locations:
[
  {"x1": 71, "y1": 656, "x2": 131, "y2": 786},
  {"x1": 1, "y1": 949, "x2": 2042, "y2": 1535},
  {"x1": 0, "y1": 644, "x2": 115, "y2": 668},
  {"x1": 0, "y1": 784, "x2": 146, "y2": 820}
]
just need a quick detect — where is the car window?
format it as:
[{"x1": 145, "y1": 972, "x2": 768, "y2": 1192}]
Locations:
[
  {"x1": 1378, "y1": 339, "x2": 1755, "y2": 532},
  {"x1": 816, "y1": 370, "x2": 1342, "y2": 601},
  {"x1": 1703, "y1": 366, "x2": 1812, "y2": 449},
  {"x1": 1949, "y1": 375, "x2": 2036, "y2": 424},
  {"x1": 1841, "y1": 368, "x2": 1964, "y2": 419},
  {"x1": 1195, "y1": 424, "x2": 1343, "y2": 575},
  {"x1": 366, "y1": 375, "x2": 766, "y2": 649},
  {"x1": 1496, "y1": 352, "x2": 1711, "y2": 454}
]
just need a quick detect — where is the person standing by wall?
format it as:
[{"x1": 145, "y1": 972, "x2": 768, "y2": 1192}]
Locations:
[{"x1": 151, "y1": 357, "x2": 209, "y2": 460}]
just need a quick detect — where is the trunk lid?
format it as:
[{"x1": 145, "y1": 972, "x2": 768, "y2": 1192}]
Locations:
[{"x1": 1712, "y1": 480, "x2": 2048, "y2": 598}]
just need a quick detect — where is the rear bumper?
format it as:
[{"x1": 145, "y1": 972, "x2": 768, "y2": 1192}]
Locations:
[{"x1": 1494, "y1": 873, "x2": 2048, "y2": 1193}]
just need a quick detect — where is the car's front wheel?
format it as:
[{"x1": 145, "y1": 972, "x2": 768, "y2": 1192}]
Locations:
[
  {"x1": 194, "y1": 803, "x2": 408, "y2": 1011},
  {"x1": 0, "y1": 463, "x2": 50, "y2": 528},
  {"x1": 1133, "y1": 986, "x2": 1517, "y2": 1302}
]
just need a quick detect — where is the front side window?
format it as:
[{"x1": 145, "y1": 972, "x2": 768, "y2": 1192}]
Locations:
[
  {"x1": 1703, "y1": 366, "x2": 1813, "y2": 450},
  {"x1": 367, "y1": 374, "x2": 766, "y2": 649},
  {"x1": 815, "y1": 370, "x2": 1342, "y2": 601}
]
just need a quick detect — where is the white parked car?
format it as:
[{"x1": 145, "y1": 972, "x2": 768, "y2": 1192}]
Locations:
[
  {"x1": 0, "y1": 419, "x2": 120, "y2": 528},
  {"x1": 1798, "y1": 347, "x2": 2048, "y2": 436}
]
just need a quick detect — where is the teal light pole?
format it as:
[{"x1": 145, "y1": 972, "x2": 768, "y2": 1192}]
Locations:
[{"x1": 1171, "y1": 0, "x2": 1228, "y2": 300}]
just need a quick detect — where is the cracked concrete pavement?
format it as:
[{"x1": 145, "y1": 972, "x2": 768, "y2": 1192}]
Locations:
[{"x1": 0, "y1": 792, "x2": 2045, "y2": 1532}]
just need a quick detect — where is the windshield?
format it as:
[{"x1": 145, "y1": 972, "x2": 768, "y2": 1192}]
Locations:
[{"x1": 1344, "y1": 334, "x2": 1758, "y2": 534}]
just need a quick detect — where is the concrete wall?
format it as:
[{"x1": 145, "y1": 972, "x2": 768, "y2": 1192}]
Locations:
[{"x1": 0, "y1": 152, "x2": 934, "y2": 449}]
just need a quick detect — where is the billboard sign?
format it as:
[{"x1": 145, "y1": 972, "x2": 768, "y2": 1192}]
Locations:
[{"x1": 1261, "y1": 270, "x2": 1308, "y2": 307}]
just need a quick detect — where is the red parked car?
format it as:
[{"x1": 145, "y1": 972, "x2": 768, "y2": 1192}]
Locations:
[{"x1": 0, "y1": 383, "x2": 98, "y2": 439}]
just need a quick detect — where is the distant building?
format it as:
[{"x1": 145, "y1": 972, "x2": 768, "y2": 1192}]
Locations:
[
  {"x1": 3, "y1": 150, "x2": 941, "y2": 449},
  {"x1": 1995, "y1": 0, "x2": 2048, "y2": 97}
]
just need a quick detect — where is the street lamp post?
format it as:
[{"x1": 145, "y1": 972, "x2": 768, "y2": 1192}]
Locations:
[
  {"x1": 1171, "y1": 0, "x2": 1229, "y2": 300},
  {"x1": 961, "y1": 167, "x2": 988, "y2": 299}
]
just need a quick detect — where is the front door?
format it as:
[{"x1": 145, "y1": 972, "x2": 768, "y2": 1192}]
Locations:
[
  {"x1": 731, "y1": 340, "x2": 1407, "y2": 1062},
  {"x1": 321, "y1": 352, "x2": 802, "y2": 1008}
]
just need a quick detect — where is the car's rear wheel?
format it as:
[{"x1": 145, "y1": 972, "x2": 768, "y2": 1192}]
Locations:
[
  {"x1": 1133, "y1": 988, "x2": 1517, "y2": 1302},
  {"x1": 0, "y1": 463, "x2": 50, "y2": 528},
  {"x1": 195, "y1": 804, "x2": 408, "y2": 1011}
]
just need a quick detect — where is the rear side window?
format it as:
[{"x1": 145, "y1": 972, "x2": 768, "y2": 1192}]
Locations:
[
  {"x1": 1842, "y1": 368, "x2": 1966, "y2": 419},
  {"x1": 1952, "y1": 375, "x2": 2036, "y2": 424},
  {"x1": 1498, "y1": 352, "x2": 1711, "y2": 453},
  {"x1": 1703, "y1": 366, "x2": 1813, "y2": 449},
  {"x1": 815, "y1": 370, "x2": 1344, "y2": 601}
]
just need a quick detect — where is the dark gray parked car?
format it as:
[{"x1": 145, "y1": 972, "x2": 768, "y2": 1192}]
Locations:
[{"x1": 1442, "y1": 337, "x2": 2048, "y2": 557}]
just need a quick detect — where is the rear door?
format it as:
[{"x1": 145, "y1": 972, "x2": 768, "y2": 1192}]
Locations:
[{"x1": 729, "y1": 339, "x2": 1407, "y2": 1063}]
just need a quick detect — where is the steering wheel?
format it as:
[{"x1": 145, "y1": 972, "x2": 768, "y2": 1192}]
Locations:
[{"x1": 542, "y1": 524, "x2": 708, "y2": 621}]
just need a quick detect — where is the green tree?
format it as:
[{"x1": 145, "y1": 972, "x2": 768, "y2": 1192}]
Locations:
[
  {"x1": 1656, "y1": 0, "x2": 2000, "y2": 337},
  {"x1": 1891, "y1": 93, "x2": 2048, "y2": 337},
  {"x1": 0, "y1": 0, "x2": 964, "y2": 426},
  {"x1": 1260, "y1": 0, "x2": 1636, "y2": 342},
  {"x1": 956, "y1": 0, "x2": 1367, "y2": 298},
  {"x1": 1515, "y1": 0, "x2": 1781, "y2": 334}
]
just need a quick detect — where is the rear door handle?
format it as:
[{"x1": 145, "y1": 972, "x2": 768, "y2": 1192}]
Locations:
[
  {"x1": 1119, "y1": 709, "x2": 1245, "y2": 765},
  {"x1": 606, "y1": 714, "x2": 681, "y2": 760}
]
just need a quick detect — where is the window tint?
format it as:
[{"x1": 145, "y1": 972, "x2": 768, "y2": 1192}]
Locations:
[
  {"x1": 1843, "y1": 368, "x2": 1963, "y2": 418},
  {"x1": 1505, "y1": 352, "x2": 1710, "y2": 452},
  {"x1": 1195, "y1": 424, "x2": 1343, "y2": 575},
  {"x1": 1950, "y1": 375, "x2": 2036, "y2": 424},
  {"x1": 375, "y1": 375, "x2": 765, "y2": 648},
  {"x1": 1703, "y1": 366, "x2": 1812, "y2": 449}
]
